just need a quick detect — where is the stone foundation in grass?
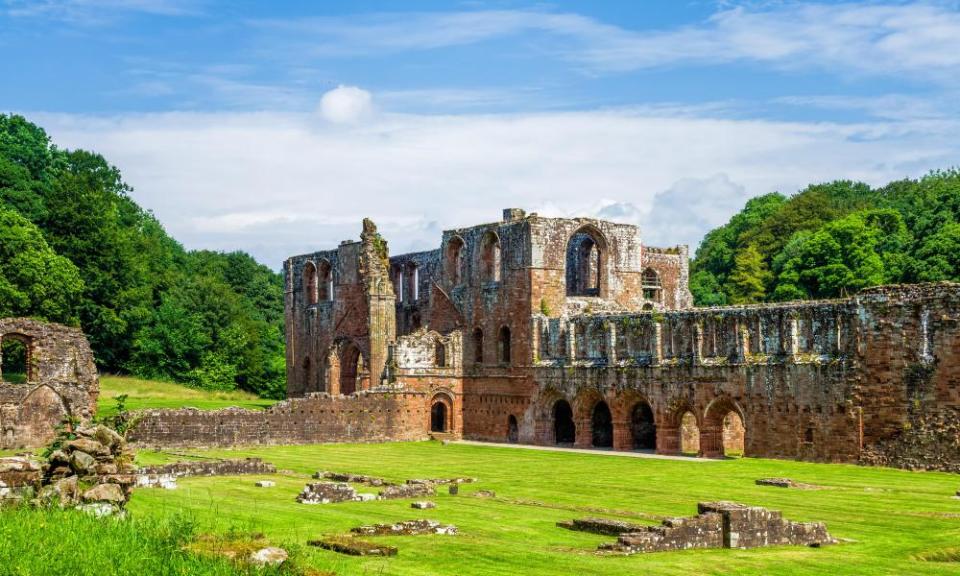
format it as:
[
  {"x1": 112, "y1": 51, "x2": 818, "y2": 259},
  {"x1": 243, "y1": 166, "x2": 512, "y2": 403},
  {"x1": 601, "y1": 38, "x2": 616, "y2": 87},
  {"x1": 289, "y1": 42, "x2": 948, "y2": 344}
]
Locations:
[
  {"x1": 309, "y1": 536, "x2": 398, "y2": 557},
  {"x1": 297, "y1": 482, "x2": 363, "y2": 504},
  {"x1": 557, "y1": 517, "x2": 650, "y2": 536},
  {"x1": 378, "y1": 483, "x2": 435, "y2": 500},
  {"x1": 351, "y1": 519, "x2": 457, "y2": 536},
  {"x1": 598, "y1": 502, "x2": 834, "y2": 554}
]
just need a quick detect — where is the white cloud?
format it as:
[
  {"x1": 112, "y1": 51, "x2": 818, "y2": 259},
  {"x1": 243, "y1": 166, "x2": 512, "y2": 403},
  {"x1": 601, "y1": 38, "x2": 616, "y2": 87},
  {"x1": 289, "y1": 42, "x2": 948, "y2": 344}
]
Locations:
[
  {"x1": 317, "y1": 85, "x2": 373, "y2": 124},
  {"x1": 3, "y1": 0, "x2": 202, "y2": 22},
  {"x1": 31, "y1": 100, "x2": 960, "y2": 268}
]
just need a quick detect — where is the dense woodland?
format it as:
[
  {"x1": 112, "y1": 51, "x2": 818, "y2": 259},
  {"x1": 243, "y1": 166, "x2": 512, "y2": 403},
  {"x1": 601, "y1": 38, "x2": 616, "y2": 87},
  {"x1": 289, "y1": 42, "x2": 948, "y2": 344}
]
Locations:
[
  {"x1": 0, "y1": 115, "x2": 285, "y2": 398},
  {"x1": 690, "y1": 171, "x2": 960, "y2": 306},
  {"x1": 2, "y1": 114, "x2": 960, "y2": 396}
]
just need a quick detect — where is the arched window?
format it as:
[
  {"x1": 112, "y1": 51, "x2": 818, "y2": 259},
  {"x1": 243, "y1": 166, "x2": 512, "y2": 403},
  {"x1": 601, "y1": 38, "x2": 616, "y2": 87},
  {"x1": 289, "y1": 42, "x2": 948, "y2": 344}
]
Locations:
[
  {"x1": 642, "y1": 267, "x2": 662, "y2": 303},
  {"x1": 480, "y1": 231, "x2": 501, "y2": 283},
  {"x1": 435, "y1": 341, "x2": 447, "y2": 368},
  {"x1": 472, "y1": 328, "x2": 484, "y2": 364},
  {"x1": 498, "y1": 326, "x2": 512, "y2": 364},
  {"x1": 303, "y1": 261, "x2": 319, "y2": 305},
  {"x1": 565, "y1": 227, "x2": 604, "y2": 296},
  {"x1": 446, "y1": 236, "x2": 466, "y2": 287},
  {"x1": 317, "y1": 259, "x2": 333, "y2": 302},
  {"x1": 339, "y1": 342, "x2": 362, "y2": 395},
  {"x1": 404, "y1": 262, "x2": 419, "y2": 303}
]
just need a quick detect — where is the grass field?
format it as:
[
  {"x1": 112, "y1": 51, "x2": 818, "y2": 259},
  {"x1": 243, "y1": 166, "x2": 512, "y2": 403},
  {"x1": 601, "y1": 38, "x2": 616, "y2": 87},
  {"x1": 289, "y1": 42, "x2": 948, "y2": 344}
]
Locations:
[
  {"x1": 97, "y1": 376, "x2": 278, "y2": 418},
  {"x1": 126, "y1": 441, "x2": 960, "y2": 576}
]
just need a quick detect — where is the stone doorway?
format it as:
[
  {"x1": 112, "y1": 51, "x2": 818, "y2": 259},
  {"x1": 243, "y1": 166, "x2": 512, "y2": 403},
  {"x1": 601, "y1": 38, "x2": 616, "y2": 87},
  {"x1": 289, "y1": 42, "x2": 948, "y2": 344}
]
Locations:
[
  {"x1": 591, "y1": 401, "x2": 613, "y2": 448},
  {"x1": 631, "y1": 401, "x2": 657, "y2": 450},
  {"x1": 430, "y1": 401, "x2": 447, "y2": 433},
  {"x1": 507, "y1": 415, "x2": 519, "y2": 443},
  {"x1": 553, "y1": 400, "x2": 575, "y2": 445}
]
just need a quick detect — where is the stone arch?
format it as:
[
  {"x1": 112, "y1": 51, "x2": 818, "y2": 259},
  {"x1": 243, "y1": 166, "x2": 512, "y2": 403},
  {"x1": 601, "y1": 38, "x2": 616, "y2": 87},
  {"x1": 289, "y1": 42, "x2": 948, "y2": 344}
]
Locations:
[
  {"x1": 445, "y1": 235, "x2": 466, "y2": 288},
  {"x1": 317, "y1": 258, "x2": 333, "y2": 302},
  {"x1": 338, "y1": 340, "x2": 364, "y2": 396},
  {"x1": 19, "y1": 385, "x2": 67, "y2": 448},
  {"x1": 591, "y1": 400, "x2": 613, "y2": 448},
  {"x1": 572, "y1": 388, "x2": 605, "y2": 448},
  {"x1": 702, "y1": 396, "x2": 747, "y2": 458},
  {"x1": 1, "y1": 333, "x2": 33, "y2": 383},
  {"x1": 565, "y1": 225, "x2": 608, "y2": 297},
  {"x1": 553, "y1": 399, "x2": 575, "y2": 445},
  {"x1": 430, "y1": 392, "x2": 454, "y2": 433},
  {"x1": 303, "y1": 261, "x2": 319, "y2": 305},
  {"x1": 507, "y1": 414, "x2": 519, "y2": 443},
  {"x1": 480, "y1": 230, "x2": 502, "y2": 283},
  {"x1": 659, "y1": 398, "x2": 699, "y2": 455}
]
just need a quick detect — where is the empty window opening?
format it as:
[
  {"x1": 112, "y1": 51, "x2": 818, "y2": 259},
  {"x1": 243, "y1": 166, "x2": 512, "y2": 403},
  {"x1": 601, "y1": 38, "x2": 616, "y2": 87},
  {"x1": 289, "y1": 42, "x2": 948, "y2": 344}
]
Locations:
[
  {"x1": 1, "y1": 336, "x2": 30, "y2": 383},
  {"x1": 680, "y1": 411, "x2": 700, "y2": 455},
  {"x1": 446, "y1": 236, "x2": 466, "y2": 287},
  {"x1": 507, "y1": 415, "x2": 519, "y2": 443},
  {"x1": 722, "y1": 412, "x2": 745, "y2": 457},
  {"x1": 435, "y1": 341, "x2": 447, "y2": 368},
  {"x1": 473, "y1": 328, "x2": 484, "y2": 364},
  {"x1": 404, "y1": 262, "x2": 419, "y2": 303},
  {"x1": 591, "y1": 401, "x2": 613, "y2": 448},
  {"x1": 317, "y1": 259, "x2": 333, "y2": 302},
  {"x1": 553, "y1": 400, "x2": 575, "y2": 445},
  {"x1": 431, "y1": 401, "x2": 448, "y2": 432},
  {"x1": 566, "y1": 229, "x2": 603, "y2": 296},
  {"x1": 631, "y1": 402, "x2": 657, "y2": 450},
  {"x1": 304, "y1": 261, "x2": 319, "y2": 305},
  {"x1": 481, "y1": 231, "x2": 502, "y2": 283},
  {"x1": 498, "y1": 326, "x2": 512, "y2": 364},
  {"x1": 642, "y1": 268, "x2": 662, "y2": 303}
]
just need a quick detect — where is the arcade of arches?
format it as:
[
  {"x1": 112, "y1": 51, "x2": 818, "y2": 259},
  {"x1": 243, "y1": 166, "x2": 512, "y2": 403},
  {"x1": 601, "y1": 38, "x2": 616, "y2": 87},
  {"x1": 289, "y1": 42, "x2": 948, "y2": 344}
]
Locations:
[{"x1": 539, "y1": 394, "x2": 747, "y2": 457}]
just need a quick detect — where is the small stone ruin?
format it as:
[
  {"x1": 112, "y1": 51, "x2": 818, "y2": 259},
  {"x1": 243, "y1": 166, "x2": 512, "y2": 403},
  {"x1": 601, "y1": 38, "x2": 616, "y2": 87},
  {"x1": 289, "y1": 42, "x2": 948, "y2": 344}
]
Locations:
[
  {"x1": 136, "y1": 458, "x2": 276, "y2": 490},
  {"x1": 379, "y1": 482, "x2": 436, "y2": 500},
  {"x1": 405, "y1": 477, "x2": 476, "y2": 486},
  {"x1": 0, "y1": 424, "x2": 137, "y2": 516},
  {"x1": 592, "y1": 502, "x2": 834, "y2": 554},
  {"x1": 297, "y1": 482, "x2": 365, "y2": 504},
  {"x1": 351, "y1": 519, "x2": 457, "y2": 536},
  {"x1": 309, "y1": 536, "x2": 398, "y2": 557},
  {"x1": 411, "y1": 501, "x2": 435, "y2": 509},
  {"x1": 313, "y1": 470, "x2": 394, "y2": 486}
]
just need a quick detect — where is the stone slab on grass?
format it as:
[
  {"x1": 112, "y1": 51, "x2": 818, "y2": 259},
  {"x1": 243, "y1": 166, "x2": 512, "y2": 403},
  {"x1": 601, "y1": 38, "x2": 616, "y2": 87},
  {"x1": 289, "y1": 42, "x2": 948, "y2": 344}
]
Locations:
[{"x1": 309, "y1": 536, "x2": 398, "y2": 557}]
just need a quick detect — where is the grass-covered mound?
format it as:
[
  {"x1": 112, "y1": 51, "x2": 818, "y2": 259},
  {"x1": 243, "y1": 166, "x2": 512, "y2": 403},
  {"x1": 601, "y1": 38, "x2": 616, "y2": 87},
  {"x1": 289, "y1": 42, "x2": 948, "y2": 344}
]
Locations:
[
  {"x1": 0, "y1": 506, "x2": 306, "y2": 575},
  {"x1": 97, "y1": 375, "x2": 277, "y2": 418}
]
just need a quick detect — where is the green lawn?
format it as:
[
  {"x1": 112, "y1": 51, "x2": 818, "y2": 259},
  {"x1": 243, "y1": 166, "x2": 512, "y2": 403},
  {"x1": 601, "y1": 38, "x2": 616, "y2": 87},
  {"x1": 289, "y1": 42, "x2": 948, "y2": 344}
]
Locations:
[
  {"x1": 126, "y1": 441, "x2": 960, "y2": 576},
  {"x1": 97, "y1": 376, "x2": 278, "y2": 418}
]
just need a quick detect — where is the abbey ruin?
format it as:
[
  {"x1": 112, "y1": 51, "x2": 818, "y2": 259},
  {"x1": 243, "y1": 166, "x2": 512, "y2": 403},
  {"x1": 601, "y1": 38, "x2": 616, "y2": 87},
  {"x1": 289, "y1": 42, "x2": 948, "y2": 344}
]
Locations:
[{"x1": 127, "y1": 209, "x2": 960, "y2": 469}]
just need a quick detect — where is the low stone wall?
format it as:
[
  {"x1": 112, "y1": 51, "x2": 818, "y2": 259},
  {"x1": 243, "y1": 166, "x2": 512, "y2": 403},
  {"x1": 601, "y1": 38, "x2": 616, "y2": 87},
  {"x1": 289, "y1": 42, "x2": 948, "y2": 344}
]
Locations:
[
  {"x1": 599, "y1": 502, "x2": 833, "y2": 554},
  {"x1": 860, "y1": 407, "x2": 960, "y2": 473},
  {"x1": 128, "y1": 391, "x2": 430, "y2": 447},
  {"x1": 138, "y1": 458, "x2": 275, "y2": 477}
]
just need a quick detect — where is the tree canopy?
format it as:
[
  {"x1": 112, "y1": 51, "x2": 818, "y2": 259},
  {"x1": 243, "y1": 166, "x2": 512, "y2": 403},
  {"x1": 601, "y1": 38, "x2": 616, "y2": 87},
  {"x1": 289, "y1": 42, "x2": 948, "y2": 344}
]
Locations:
[
  {"x1": 0, "y1": 115, "x2": 285, "y2": 398},
  {"x1": 691, "y1": 171, "x2": 960, "y2": 305}
]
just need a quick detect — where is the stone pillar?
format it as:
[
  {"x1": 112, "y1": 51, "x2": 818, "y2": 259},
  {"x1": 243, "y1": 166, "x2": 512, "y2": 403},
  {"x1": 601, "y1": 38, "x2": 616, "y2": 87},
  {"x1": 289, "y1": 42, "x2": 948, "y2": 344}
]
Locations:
[
  {"x1": 736, "y1": 321, "x2": 749, "y2": 361},
  {"x1": 699, "y1": 425, "x2": 724, "y2": 458},
  {"x1": 658, "y1": 425, "x2": 680, "y2": 455},
  {"x1": 606, "y1": 322, "x2": 617, "y2": 364},
  {"x1": 692, "y1": 321, "x2": 703, "y2": 366},
  {"x1": 566, "y1": 321, "x2": 577, "y2": 359},
  {"x1": 612, "y1": 418, "x2": 632, "y2": 451},
  {"x1": 785, "y1": 316, "x2": 798, "y2": 356},
  {"x1": 653, "y1": 321, "x2": 663, "y2": 365},
  {"x1": 574, "y1": 415, "x2": 592, "y2": 448}
]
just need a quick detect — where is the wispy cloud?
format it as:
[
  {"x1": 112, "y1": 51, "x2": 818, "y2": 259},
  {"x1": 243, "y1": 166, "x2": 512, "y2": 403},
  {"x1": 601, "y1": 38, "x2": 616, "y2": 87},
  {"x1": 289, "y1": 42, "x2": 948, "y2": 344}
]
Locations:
[
  {"x1": 3, "y1": 0, "x2": 203, "y2": 23},
  {"x1": 250, "y1": 3, "x2": 960, "y2": 83}
]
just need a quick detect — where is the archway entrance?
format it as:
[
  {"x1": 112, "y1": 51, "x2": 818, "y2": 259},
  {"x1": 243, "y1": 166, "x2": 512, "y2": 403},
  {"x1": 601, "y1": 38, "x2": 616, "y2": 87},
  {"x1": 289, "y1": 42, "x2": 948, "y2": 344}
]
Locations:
[
  {"x1": 507, "y1": 415, "x2": 519, "y2": 443},
  {"x1": 553, "y1": 400, "x2": 575, "y2": 445},
  {"x1": 631, "y1": 402, "x2": 657, "y2": 450},
  {"x1": 339, "y1": 342, "x2": 361, "y2": 395},
  {"x1": 591, "y1": 401, "x2": 613, "y2": 448},
  {"x1": 431, "y1": 401, "x2": 447, "y2": 432},
  {"x1": 723, "y1": 412, "x2": 746, "y2": 456},
  {"x1": 680, "y1": 411, "x2": 700, "y2": 455}
]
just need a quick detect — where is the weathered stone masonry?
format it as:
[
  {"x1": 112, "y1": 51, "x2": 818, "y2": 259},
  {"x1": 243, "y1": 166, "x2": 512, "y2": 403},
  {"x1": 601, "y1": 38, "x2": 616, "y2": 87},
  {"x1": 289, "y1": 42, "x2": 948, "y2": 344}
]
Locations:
[
  {"x1": 0, "y1": 318, "x2": 99, "y2": 449},
  {"x1": 129, "y1": 209, "x2": 960, "y2": 470}
]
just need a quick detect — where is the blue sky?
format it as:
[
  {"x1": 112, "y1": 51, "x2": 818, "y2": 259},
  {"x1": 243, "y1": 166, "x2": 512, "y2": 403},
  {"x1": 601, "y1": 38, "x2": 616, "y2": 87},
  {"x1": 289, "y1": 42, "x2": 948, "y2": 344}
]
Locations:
[{"x1": 3, "y1": 1, "x2": 960, "y2": 266}]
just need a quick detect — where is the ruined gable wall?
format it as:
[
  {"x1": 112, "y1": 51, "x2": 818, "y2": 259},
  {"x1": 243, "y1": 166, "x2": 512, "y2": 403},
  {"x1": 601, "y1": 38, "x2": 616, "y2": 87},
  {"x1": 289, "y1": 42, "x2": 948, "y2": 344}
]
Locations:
[
  {"x1": 0, "y1": 318, "x2": 99, "y2": 449},
  {"x1": 642, "y1": 246, "x2": 693, "y2": 309}
]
